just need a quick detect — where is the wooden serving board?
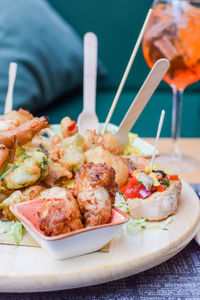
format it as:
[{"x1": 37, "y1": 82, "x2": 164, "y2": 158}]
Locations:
[{"x1": 0, "y1": 179, "x2": 199, "y2": 293}]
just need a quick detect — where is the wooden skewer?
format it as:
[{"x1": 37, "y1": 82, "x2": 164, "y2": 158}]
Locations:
[
  {"x1": 101, "y1": 8, "x2": 153, "y2": 134},
  {"x1": 4, "y1": 62, "x2": 18, "y2": 115},
  {"x1": 150, "y1": 110, "x2": 165, "y2": 172}
]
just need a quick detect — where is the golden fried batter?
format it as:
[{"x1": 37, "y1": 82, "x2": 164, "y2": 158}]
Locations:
[
  {"x1": 84, "y1": 146, "x2": 128, "y2": 188},
  {"x1": 39, "y1": 188, "x2": 83, "y2": 236},
  {"x1": 4, "y1": 108, "x2": 33, "y2": 124},
  {"x1": 45, "y1": 162, "x2": 73, "y2": 187},
  {"x1": 61, "y1": 117, "x2": 78, "y2": 138},
  {"x1": 74, "y1": 162, "x2": 118, "y2": 227},
  {"x1": 0, "y1": 144, "x2": 9, "y2": 171},
  {"x1": 84, "y1": 130, "x2": 122, "y2": 155},
  {"x1": 0, "y1": 117, "x2": 49, "y2": 148}
]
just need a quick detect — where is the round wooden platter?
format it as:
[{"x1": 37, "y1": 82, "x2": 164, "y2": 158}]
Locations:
[{"x1": 0, "y1": 179, "x2": 199, "y2": 293}]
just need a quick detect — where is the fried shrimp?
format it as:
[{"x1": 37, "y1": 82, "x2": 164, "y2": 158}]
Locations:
[
  {"x1": 0, "y1": 116, "x2": 49, "y2": 148},
  {"x1": 4, "y1": 108, "x2": 33, "y2": 124},
  {"x1": 0, "y1": 144, "x2": 9, "y2": 171},
  {"x1": 61, "y1": 117, "x2": 78, "y2": 138},
  {"x1": 39, "y1": 187, "x2": 83, "y2": 236},
  {"x1": 0, "y1": 120, "x2": 20, "y2": 132},
  {"x1": 45, "y1": 162, "x2": 73, "y2": 187},
  {"x1": 83, "y1": 130, "x2": 122, "y2": 155},
  {"x1": 84, "y1": 146, "x2": 128, "y2": 188},
  {"x1": 48, "y1": 136, "x2": 64, "y2": 161},
  {"x1": 74, "y1": 162, "x2": 117, "y2": 227}
]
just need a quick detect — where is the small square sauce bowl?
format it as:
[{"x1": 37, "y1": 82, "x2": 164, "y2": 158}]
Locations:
[{"x1": 10, "y1": 199, "x2": 129, "y2": 260}]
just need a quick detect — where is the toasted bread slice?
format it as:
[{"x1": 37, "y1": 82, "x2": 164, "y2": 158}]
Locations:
[{"x1": 127, "y1": 179, "x2": 181, "y2": 221}]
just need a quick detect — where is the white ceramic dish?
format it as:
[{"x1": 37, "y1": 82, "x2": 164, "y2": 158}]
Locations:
[
  {"x1": 50, "y1": 123, "x2": 159, "y2": 158},
  {"x1": 10, "y1": 199, "x2": 129, "y2": 260}
]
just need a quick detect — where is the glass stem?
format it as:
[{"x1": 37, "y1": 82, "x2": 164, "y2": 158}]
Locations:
[{"x1": 171, "y1": 87, "x2": 183, "y2": 156}]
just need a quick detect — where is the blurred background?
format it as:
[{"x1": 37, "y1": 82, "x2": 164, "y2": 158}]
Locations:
[{"x1": 0, "y1": 0, "x2": 200, "y2": 137}]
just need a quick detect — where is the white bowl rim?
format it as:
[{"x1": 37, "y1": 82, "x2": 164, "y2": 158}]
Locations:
[{"x1": 10, "y1": 200, "x2": 130, "y2": 242}]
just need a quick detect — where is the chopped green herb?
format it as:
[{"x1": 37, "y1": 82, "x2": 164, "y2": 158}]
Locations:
[
  {"x1": 36, "y1": 149, "x2": 41, "y2": 152},
  {"x1": 22, "y1": 154, "x2": 30, "y2": 159},
  {"x1": 0, "y1": 165, "x2": 18, "y2": 181},
  {"x1": 0, "y1": 162, "x2": 8, "y2": 177},
  {"x1": 163, "y1": 228, "x2": 168, "y2": 231},
  {"x1": 141, "y1": 225, "x2": 146, "y2": 229},
  {"x1": 39, "y1": 144, "x2": 48, "y2": 157},
  {"x1": 161, "y1": 178, "x2": 169, "y2": 187},
  {"x1": 130, "y1": 166, "x2": 137, "y2": 170}
]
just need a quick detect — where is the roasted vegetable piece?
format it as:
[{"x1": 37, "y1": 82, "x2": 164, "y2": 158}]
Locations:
[{"x1": 3, "y1": 149, "x2": 48, "y2": 189}]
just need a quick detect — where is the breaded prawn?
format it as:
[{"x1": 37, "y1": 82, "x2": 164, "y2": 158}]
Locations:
[
  {"x1": 84, "y1": 146, "x2": 128, "y2": 188},
  {"x1": 0, "y1": 116, "x2": 49, "y2": 148},
  {"x1": 74, "y1": 162, "x2": 118, "y2": 227},
  {"x1": 39, "y1": 187, "x2": 83, "y2": 236}
]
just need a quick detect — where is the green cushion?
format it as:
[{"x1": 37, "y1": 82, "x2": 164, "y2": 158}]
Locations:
[
  {"x1": 43, "y1": 89, "x2": 200, "y2": 137},
  {"x1": 0, "y1": 0, "x2": 84, "y2": 113}
]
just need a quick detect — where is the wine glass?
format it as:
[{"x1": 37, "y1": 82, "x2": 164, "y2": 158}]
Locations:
[{"x1": 142, "y1": 0, "x2": 200, "y2": 172}]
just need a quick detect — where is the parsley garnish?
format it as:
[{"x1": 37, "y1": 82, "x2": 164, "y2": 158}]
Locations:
[
  {"x1": 0, "y1": 165, "x2": 18, "y2": 181},
  {"x1": 22, "y1": 154, "x2": 30, "y2": 159},
  {"x1": 161, "y1": 178, "x2": 169, "y2": 187},
  {"x1": 0, "y1": 162, "x2": 8, "y2": 177}
]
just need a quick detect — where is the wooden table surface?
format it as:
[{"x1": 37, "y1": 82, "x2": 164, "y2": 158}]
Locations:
[{"x1": 145, "y1": 138, "x2": 200, "y2": 184}]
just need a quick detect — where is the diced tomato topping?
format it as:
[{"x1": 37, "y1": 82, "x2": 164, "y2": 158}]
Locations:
[
  {"x1": 169, "y1": 174, "x2": 179, "y2": 181},
  {"x1": 128, "y1": 177, "x2": 138, "y2": 185},
  {"x1": 151, "y1": 186, "x2": 157, "y2": 193},
  {"x1": 68, "y1": 121, "x2": 76, "y2": 131},
  {"x1": 156, "y1": 185, "x2": 166, "y2": 192},
  {"x1": 120, "y1": 176, "x2": 147, "y2": 199}
]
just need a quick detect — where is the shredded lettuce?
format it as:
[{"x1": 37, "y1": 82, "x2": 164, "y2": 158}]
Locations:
[
  {"x1": 12, "y1": 222, "x2": 23, "y2": 245},
  {"x1": 0, "y1": 220, "x2": 23, "y2": 245},
  {"x1": 126, "y1": 218, "x2": 147, "y2": 234},
  {"x1": 115, "y1": 192, "x2": 174, "y2": 234},
  {"x1": 115, "y1": 192, "x2": 130, "y2": 214},
  {"x1": 124, "y1": 216, "x2": 174, "y2": 234}
]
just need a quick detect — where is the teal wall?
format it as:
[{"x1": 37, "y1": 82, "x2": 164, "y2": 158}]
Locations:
[{"x1": 44, "y1": 0, "x2": 200, "y2": 137}]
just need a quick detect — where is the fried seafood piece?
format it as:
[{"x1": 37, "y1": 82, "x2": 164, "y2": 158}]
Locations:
[
  {"x1": 84, "y1": 146, "x2": 128, "y2": 188},
  {"x1": 31, "y1": 135, "x2": 52, "y2": 152},
  {"x1": 22, "y1": 185, "x2": 44, "y2": 201},
  {"x1": 83, "y1": 130, "x2": 122, "y2": 155},
  {"x1": 48, "y1": 135, "x2": 64, "y2": 161},
  {"x1": 39, "y1": 187, "x2": 83, "y2": 236},
  {"x1": 61, "y1": 117, "x2": 78, "y2": 138},
  {"x1": 4, "y1": 108, "x2": 33, "y2": 124},
  {"x1": 46, "y1": 134, "x2": 84, "y2": 186},
  {"x1": 44, "y1": 162, "x2": 73, "y2": 187},
  {"x1": 74, "y1": 162, "x2": 118, "y2": 227},
  {"x1": 0, "y1": 185, "x2": 44, "y2": 220},
  {"x1": 0, "y1": 116, "x2": 49, "y2": 148},
  {"x1": 3, "y1": 149, "x2": 48, "y2": 189},
  {"x1": 0, "y1": 120, "x2": 20, "y2": 131},
  {"x1": 0, "y1": 144, "x2": 9, "y2": 171}
]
